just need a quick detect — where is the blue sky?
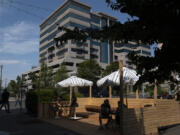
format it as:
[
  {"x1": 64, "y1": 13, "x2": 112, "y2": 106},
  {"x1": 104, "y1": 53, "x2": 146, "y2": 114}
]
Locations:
[{"x1": 0, "y1": 0, "x2": 150, "y2": 86}]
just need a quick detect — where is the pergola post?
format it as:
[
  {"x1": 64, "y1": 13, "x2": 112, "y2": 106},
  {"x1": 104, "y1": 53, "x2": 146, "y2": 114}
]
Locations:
[
  {"x1": 119, "y1": 60, "x2": 124, "y2": 135},
  {"x1": 89, "y1": 86, "x2": 92, "y2": 98},
  {"x1": 136, "y1": 89, "x2": 139, "y2": 99},
  {"x1": 154, "y1": 79, "x2": 157, "y2": 100},
  {"x1": 109, "y1": 86, "x2": 112, "y2": 98},
  {"x1": 70, "y1": 86, "x2": 72, "y2": 104}
]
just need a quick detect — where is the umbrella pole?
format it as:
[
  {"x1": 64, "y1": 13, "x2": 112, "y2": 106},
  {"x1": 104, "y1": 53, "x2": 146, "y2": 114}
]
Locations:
[
  {"x1": 89, "y1": 86, "x2": 92, "y2": 98},
  {"x1": 70, "y1": 87, "x2": 72, "y2": 104},
  {"x1": 154, "y1": 79, "x2": 157, "y2": 100},
  {"x1": 119, "y1": 60, "x2": 124, "y2": 135},
  {"x1": 136, "y1": 89, "x2": 139, "y2": 99},
  {"x1": 109, "y1": 86, "x2": 112, "y2": 98}
]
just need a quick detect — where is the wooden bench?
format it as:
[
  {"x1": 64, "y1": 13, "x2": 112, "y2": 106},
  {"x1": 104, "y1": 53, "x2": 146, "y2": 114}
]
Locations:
[{"x1": 85, "y1": 105, "x2": 117, "y2": 113}]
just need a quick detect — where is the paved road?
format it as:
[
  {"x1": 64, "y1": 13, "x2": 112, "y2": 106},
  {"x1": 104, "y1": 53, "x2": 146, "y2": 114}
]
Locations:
[{"x1": 0, "y1": 101, "x2": 80, "y2": 135}]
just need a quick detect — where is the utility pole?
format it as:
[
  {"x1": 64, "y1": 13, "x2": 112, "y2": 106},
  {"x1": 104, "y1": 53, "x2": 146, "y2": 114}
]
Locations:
[
  {"x1": 5, "y1": 78, "x2": 7, "y2": 88},
  {"x1": 0, "y1": 65, "x2": 3, "y2": 92}
]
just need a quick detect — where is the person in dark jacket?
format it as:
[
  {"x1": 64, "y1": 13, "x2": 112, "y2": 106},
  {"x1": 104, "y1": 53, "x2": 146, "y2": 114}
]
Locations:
[
  {"x1": 99, "y1": 99, "x2": 112, "y2": 129},
  {"x1": 0, "y1": 88, "x2": 10, "y2": 113},
  {"x1": 70, "y1": 96, "x2": 78, "y2": 117}
]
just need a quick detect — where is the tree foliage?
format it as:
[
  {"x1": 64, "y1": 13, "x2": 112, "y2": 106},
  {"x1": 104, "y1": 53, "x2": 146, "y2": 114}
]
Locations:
[
  {"x1": 56, "y1": 0, "x2": 180, "y2": 84},
  {"x1": 40, "y1": 63, "x2": 53, "y2": 88},
  {"x1": 7, "y1": 75, "x2": 22, "y2": 95},
  {"x1": 103, "y1": 61, "x2": 119, "y2": 76},
  {"x1": 29, "y1": 72, "x2": 38, "y2": 90},
  {"x1": 54, "y1": 62, "x2": 68, "y2": 84},
  {"x1": 77, "y1": 59, "x2": 101, "y2": 84}
]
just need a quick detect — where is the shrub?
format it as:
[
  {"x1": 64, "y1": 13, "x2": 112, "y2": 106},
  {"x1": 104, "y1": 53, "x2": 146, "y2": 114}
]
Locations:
[
  {"x1": 61, "y1": 92, "x2": 84, "y2": 101},
  {"x1": 25, "y1": 91, "x2": 38, "y2": 115},
  {"x1": 25, "y1": 89, "x2": 57, "y2": 115},
  {"x1": 39, "y1": 89, "x2": 57, "y2": 102}
]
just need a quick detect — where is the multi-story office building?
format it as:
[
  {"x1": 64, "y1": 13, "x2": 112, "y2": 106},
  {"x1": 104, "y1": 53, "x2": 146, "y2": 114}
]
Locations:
[
  {"x1": 23, "y1": 0, "x2": 151, "y2": 90},
  {"x1": 114, "y1": 41, "x2": 151, "y2": 68},
  {"x1": 39, "y1": 0, "x2": 117, "y2": 70}
]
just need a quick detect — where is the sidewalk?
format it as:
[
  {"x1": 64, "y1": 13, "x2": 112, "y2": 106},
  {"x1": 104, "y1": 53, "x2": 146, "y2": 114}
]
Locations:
[
  {"x1": 0, "y1": 109, "x2": 79, "y2": 135},
  {"x1": 42, "y1": 113, "x2": 120, "y2": 135}
]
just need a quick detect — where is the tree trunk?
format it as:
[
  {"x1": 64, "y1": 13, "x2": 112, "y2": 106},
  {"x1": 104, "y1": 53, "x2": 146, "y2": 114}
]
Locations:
[{"x1": 119, "y1": 60, "x2": 124, "y2": 135}]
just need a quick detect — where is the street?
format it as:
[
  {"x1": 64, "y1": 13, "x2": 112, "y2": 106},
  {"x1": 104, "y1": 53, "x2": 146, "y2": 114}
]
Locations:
[{"x1": 0, "y1": 101, "x2": 80, "y2": 135}]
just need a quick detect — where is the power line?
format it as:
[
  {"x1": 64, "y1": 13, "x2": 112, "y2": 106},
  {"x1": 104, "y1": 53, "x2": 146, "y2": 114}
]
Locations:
[
  {"x1": 5, "y1": 2, "x2": 45, "y2": 20},
  {"x1": 9, "y1": 0, "x2": 54, "y2": 12}
]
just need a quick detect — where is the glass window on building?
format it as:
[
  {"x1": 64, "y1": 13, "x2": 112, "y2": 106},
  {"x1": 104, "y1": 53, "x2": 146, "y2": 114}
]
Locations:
[
  {"x1": 100, "y1": 42, "x2": 108, "y2": 63},
  {"x1": 101, "y1": 18, "x2": 107, "y2": 27}
]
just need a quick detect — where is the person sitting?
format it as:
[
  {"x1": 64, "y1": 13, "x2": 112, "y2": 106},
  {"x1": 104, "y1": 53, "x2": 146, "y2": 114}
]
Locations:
[
  {"x1": 54, "y1": 97, "x2": 63, "y2": 119},
  {"x1": 99, "y1": 99, "x2": 112, "y2": 129}
]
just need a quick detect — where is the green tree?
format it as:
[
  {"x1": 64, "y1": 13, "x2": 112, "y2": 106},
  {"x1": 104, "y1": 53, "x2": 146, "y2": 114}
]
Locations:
[
  {"x1": 77, "y1": 59, "x2": 101, "y2": 84},
  {"x1": 40, "y1": 63, "x2": 53, "y2": 89},
  {"x1": 29, "y1": 72, "x2": 38, "y2": 90},
  {"x1": 103, "y1": 61, "x2": 119, "y2": 76},
  {"x1": 16, "y1": 75, "x2": 22, "y2": 94},
  {"x1": 7, "y1": 76, "x2": 22, "y2": 95},
  {"x1": 54, "y1": 62, "x2": 68, "y2": 84},
  {"x1": 7, "y1": 80, "x2": 17, "y2": 93}
]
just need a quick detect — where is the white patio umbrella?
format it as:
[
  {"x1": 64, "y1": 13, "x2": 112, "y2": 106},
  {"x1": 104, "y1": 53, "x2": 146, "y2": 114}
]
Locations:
[
  {"x1": 57, "y1": 76, "x2": 93, "y2": 120},
  {"x1": 97, "y1": 67, "x2": 139, "y2": 86},
  {"x1": 58, "y1": 76, "x2": 93, "y2": 87},
  {"x1": 57, "y1": 76, "x2": 93, "y2": 102},
  {"x1": 97, "y1": 67, "x2": 139, "y2": 98}
]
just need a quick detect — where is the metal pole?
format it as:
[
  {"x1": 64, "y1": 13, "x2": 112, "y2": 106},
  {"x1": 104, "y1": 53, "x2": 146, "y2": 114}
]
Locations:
[{"x1": 119, "y1": 60, "x2": 124, "y2": 135}]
